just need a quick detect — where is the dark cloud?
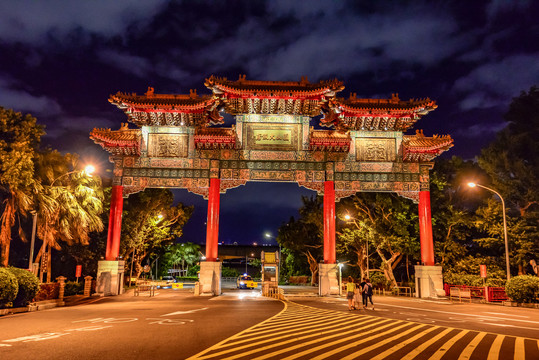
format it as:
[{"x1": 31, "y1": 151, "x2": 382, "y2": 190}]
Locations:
[{"x1": 0, "y1": 0, "x2": 538, "y2": 243}]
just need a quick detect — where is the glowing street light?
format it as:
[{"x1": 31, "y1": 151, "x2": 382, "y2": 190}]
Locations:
[
  {"x1": 84, "y1": 164, "x2": 95, "y2": 176},
  {"x1": 468, "y1": 182, "x2": 510, "y2": 280}
]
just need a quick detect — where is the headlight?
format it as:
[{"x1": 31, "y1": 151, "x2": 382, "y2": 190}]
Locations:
[{"x1": 240, "y1": 282, "x2": 245, "y2": 285}]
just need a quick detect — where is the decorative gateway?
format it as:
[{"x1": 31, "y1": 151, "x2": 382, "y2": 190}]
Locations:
[{"x1": 91, "y1": 75, "x2": 453, "y2": 297}]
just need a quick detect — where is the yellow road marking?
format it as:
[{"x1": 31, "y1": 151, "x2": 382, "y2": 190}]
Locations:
[
  {"x1": 458, "y1": 332, "x2": 487, "y2": 359},
  {"x1": 514, "y1": 337, "x2": 524, "y2": 360},
  {"x1": 257, "y1": 318, "x2": 398, "y2": 360},
  {"x1": 399, "y1": 328, "x2": 454, "y2": 360},
  {"x1": 309, "y1": 322, "x2": 414, "y2": 360},
  {"x1": 487, "y1": 334, "x2": 504, "y2": 360},
  {"x1": 340, "y1": 323, "x2": 428, "y2": 360},
  {"x1": 370, "y1": 325, "x2": 441, "y2": 360},
  {"x1": 427, "y1": 329, "x2": 469, "y2": 359}
]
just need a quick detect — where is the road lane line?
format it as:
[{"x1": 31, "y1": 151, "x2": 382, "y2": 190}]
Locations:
[
  {"x1": 426, "y1": 329, "x2": 469, "y2": 359},
  {"x1": 266, "y1": 319, "x2": 399, "y2": 360},
  {"x1": 306, "y1": 322, "x2": 414, "y2": 360},
  {"x1": 377, "y1": 303, "x2": 539, "y2": 325},
  {"x1": 515, "y1": 337, "x2": 525, "y2": 359},
  {"x1": 340, "y1": 324, "x2": 427, "y2": 360},
  {"x1": 369, "y1": 325, "x2": 441, "y2": 360},
  {"x1": 211, "y1": 316, "x2": 395, "y2": 360},
  {"x1": 482, "y1": 323, "x2": 539, "y2": 331},
  {"x1": 458, "y1": 332, "x2": 487, "y2": 359},
  {"x1": 483, "y1": 312, "x2": 530, "y2": 318},
  {"x1": 399, "y1": 328, "x2": 454, "y2": 360},
  {"x1": 487, "y1": 334, "x2": 504, "y2": 360}
]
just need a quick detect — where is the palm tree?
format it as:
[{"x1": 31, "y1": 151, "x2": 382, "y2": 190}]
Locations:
[
  {"x1": 32, "y1": 151, "x2": 104, "y2": 281},
  {"x1": 0, "y1": 108, "x2": 44, "y2": 267}
]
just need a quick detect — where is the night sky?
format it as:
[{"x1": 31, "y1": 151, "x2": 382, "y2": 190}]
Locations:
[{"x1": 1, "y1": 1, "x2": 538, "y2": 246}]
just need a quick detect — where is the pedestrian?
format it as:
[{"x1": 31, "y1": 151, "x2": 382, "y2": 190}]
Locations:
[
  {"x1": 346, "y1": 276, "x2": 356, "y2": 311},
  {"x1": 363, "y1": 278, "x2": 374, "y2": 310},
  {"x1": 359, "y1": 278, "x2": 366, "y2": 309},
  {"x1": 353, "y1": 278, "x2": 362, "y2": 310}
]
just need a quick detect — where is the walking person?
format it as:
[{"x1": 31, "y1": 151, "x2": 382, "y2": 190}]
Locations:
[
  {"x1": 363, "y1": 278, "x2": 374, "y2": 310},
  {"x1": 346, "y1": 276, "x2": 356, "y2": 311},
  {"x1": 353, "y1": 278, "x2": 362, "y2": 310},
  {"x1": 359, "y1": 278, "x2": 366, "y2": 309}
]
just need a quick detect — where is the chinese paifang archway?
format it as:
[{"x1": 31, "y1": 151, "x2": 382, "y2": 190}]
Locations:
[{"x1": 91, "y1": 75, "x2": 453, "y2": 297}]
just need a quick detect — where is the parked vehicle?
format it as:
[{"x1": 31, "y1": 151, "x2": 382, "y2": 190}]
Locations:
[{"x1": 237, "y1": 274, "x2": 258, "y2": 289}]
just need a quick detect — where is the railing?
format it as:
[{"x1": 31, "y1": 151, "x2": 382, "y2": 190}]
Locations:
[
  {"x1": 487, "y1": 286, "x2": 508, "y2": 302},
  {"x1": 392, "y1": 286, "x2": 413, "y2": 297},
  {"x1": 444, "y1": 283, "x2": 507, "y2": 302}
]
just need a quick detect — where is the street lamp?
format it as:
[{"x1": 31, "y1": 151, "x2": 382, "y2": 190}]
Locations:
[{"x1": 467, "y1": 182, "x2": 510, "y2": 281}]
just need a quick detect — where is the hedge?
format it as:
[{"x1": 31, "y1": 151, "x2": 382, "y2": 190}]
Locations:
[
  {"x1": 8, "y1": 267, "x2": 39, "y2": 307},
  {"x1": 505, "y1": 275, "x2": 539, "y2": 303},
  {"x1": 64, "y1": 281, "x2": 84, "y2": 296},
  {"x1": 0, "y1": 267, "x2": 18, "y2": 307}
]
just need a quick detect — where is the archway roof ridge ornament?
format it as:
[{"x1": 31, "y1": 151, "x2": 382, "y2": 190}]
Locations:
[{"x1": 93, "y1": 75, "x2": 454, "y2": 202}]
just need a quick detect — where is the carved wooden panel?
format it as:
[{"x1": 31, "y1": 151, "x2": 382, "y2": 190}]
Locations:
[
  {"x1": 148, "y1": 134, "x2": 188, "y2": 158},
  {"x1": 244, "y1": 123, "x2": 299, "y2": 151},
  {"x1": 356, "y1": 138, "x2": 396, "y2": 162}
]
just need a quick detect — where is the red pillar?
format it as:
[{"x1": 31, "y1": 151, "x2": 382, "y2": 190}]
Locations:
[
  {"x1": 205, "y1": 178, "x2": 220, "y2": 261},
  {"x1": 418, "y1": 190, "x2": 435, "y2": 266},
  {"x1": 105, "y1": 185, "x2": 124, "y2": 261},
  {"x1": 323, "y1": 181, "x2": 336, "y2": 264}
]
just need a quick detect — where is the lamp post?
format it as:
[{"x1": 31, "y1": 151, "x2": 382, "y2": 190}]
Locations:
[
  {"x1": 468, "y1": 182, "x2": 510, "y2": 281},
  {"x1": 265, "y1": 232, "x2": 281, "y2": 277}
]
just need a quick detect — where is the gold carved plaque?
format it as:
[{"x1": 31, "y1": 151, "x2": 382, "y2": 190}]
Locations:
[
  {"x1": 245, "y1": 123, "x2": 299, "y2": 151},
  {"x1": 148, "y1": 134, "x2": 188, "y2": 158},
  {"x1": 356, "y1": 138, "x2": 396, "y2": 162}
]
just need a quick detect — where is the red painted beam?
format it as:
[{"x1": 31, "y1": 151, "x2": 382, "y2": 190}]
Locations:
[
  {"x1": 105, "y1": 185, "x2": 124, "y2": 261},
  {"x1": 418, "y1": 190, "x2": 435, "y2": 266},
  {"x1": 205, "y1": 178, "x2": 221, "y2": 261},
  {"x1": 323, "y1": 181, "x2": 336, "y2": 264}
]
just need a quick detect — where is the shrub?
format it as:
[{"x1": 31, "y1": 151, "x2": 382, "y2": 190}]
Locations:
[
  {"x1": 0, "y1": 267, "x2": 18, "y2": 307},
  {"x1": 370, "y1": 272, "x2": 391, "y2": 289},
  {"x1": 8, "y1": 267, "x2": 39, "y2": 307},
  {"x1": 221, "y1": 266, "x2": 239, "y2": 278},
  {"x1": 505, "y1": 275, "x2": 539, "y2": 303},
  {"x1": 187, "y1": 265, "x2": 200, "y2": 277},
  {"x1": 34, "y1": 283, "x2": 60, "y2": 301},
  {"x1": 64, "y1": 281, "x2": 84, "y2": 296}
]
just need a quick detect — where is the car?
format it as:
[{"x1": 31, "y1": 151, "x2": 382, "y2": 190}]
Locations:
[
  {"x1": 237, "y1": 274, "x2": 258, "y2": 289},
  {"x1": 162, "y1": 276, "x2": 175, "y2": 283}
]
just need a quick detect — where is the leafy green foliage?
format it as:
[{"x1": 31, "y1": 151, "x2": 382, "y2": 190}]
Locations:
[
  {"x1": 0, "y1": 267, "x2": 18, "y2": 307},
  {"x1": 187, "y1": 264, "x2": 200, "y2": 277},
  {"x1": 505, "y1": 275, "x2": 539, "y2": 303},
  {"x1": 160, "y1": 242, "x2": 200, "y2": 276},
  {"x1": 221, "y1": 266, "x2": 239, "y2": 277},
  {"x1": 277, "y1": 196, "x2": 323, "y2": 285},
  {"x1": 0, "y1": 107, "x2": 45, "y2": 266},
  {"x1": 120, "y1": 188, "x2": 193, "y2": 278},
  {"x1": 8, "y1": 267, "x2": 39, "y2": 306},
  {"x1": 64, "y1": 281, "x2": 83, "y2": 296}
]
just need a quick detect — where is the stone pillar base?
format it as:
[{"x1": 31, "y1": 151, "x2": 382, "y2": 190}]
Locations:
[
  {"x1": 414, "y1": 265, "x2": 445, "y2": 298},
  {"x1": 96, "y1": 260, "x2": 125, "y2": 296},
  {"x1": 199, "y1": 261, "x2": 222, "y2": 296},
  {"x1": 319, "y1": 263, "x2": 340, "y2": 296}
]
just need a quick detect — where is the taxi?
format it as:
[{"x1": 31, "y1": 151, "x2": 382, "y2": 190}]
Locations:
[{"x1": 236, "y1": 274, "x2": 258, "y2": 289}]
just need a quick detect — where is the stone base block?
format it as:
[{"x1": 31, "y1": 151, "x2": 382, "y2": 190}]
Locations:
[
  {"x1": 319, "y1": 263, "x2": 340, "y2": 296},
  {"x1": 96, "y1": 260, "x2": 125, "y2": 296},
  {"x1": 414, "y1": 265, "x2": 445, "y2": 298},
  {"x1": 199, "y1": 261, "x2": 222, "y2": 296}
]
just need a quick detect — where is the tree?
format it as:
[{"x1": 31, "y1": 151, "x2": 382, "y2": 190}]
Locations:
[
  {"x1": 161, "y1": 242, "x2": 201, "y2": 276},
  {"x1": 479, "y1": 86, "x2": 539, "y2": 273},
  {"x1": 339, "y1": 193, "x2": 419, "y2": 287},
  {"x1": 0, "y1": 108, "x2": 45, "y2": 267},
  {"x1": 277, "y1": 196, "x2": 323, "y2": 285},
  {"x1": 32, "y1": 150, "x2": 104, "y2": 281},
  {"x1": 121, "y1": 188, "x2": 193, "y2": 279}
]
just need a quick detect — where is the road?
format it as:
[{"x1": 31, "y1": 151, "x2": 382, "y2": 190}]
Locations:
[{"x1": 1, "y1": 287, "x2": 538, "y2": 359}]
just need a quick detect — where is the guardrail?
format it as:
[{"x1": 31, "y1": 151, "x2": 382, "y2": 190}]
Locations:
[
  {"x1": 449, "y1": 287, "x2": 472, "y2": 303},
  {"x1": 392, "y1": 286, "x2": 413, "y2": 297},
  {"x1": 444, "y1": 284, "x2": 507, "y2": 302}
]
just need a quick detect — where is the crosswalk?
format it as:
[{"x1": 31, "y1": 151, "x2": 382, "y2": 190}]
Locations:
[{"x1": 187, "y1": 301, "x2": 539, "y2": 360}]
